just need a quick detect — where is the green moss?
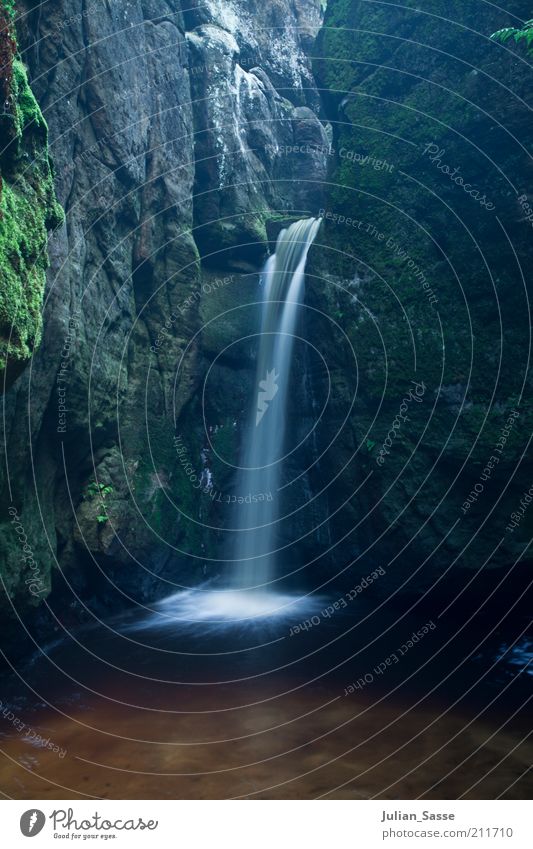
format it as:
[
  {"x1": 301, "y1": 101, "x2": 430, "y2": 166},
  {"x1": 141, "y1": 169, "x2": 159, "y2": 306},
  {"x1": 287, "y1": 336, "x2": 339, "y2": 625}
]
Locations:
[
  {"x1": 0, "y1": 55, "x2": 63, "y2": 380},
  {"x1": 1, "y1": 0, "x2": 15, "y2": 19},
  {"x1": 10, "y1": 58, "x2": 46, "y2": 138},
  {"x1": 0, "y1": 184, "x2": 47, "y2": 363}
]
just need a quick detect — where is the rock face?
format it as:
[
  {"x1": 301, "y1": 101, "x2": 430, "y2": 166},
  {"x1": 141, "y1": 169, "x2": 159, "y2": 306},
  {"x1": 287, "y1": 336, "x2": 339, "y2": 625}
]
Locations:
[
  {"x1": 185, "y1": 0, "x2": 327, "y2": 266},
  {"x1": 1, "y1": 0, "x2": 531, "y2": 638},
  {"x1": 309, "y1": 0, "x2": 533, "y2": 601},
  {"x1": 0, "y1": 2, "x2": 62, "y2": 389},
  {"x1": 0, "y1": 0, "x2": 326, "y2": 629}
]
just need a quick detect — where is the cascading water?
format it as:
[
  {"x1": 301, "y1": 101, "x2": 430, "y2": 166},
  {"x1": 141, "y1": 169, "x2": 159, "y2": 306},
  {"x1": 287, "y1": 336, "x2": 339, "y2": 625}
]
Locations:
[
  {"x1": 230, "y1": 217, "x2": 322, "y2": 593},
  {"x1": 131, "y1": 218, "x2": 323, "y2": 627}
]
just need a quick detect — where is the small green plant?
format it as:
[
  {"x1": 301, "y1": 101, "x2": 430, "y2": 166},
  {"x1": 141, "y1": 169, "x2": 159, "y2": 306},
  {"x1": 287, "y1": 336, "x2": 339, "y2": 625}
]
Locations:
[
  {"x1": 85, "y1": 481, "x2": 113, "y2": 499},
  {"x1": 1, "y1": 0, "x2": 16, "y2": 20},
  {"x1": 84, "y1": 481, "x2": 114, "y2": 524},
  {"x1": 491, "y1": 20, "x2": 533, "y2": 53}
]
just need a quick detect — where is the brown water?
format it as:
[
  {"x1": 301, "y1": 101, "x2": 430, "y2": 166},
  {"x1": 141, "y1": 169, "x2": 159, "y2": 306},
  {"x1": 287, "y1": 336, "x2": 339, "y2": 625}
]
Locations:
[{"x1": 0, "y1": 596, "x2": 531, "y2": 799}]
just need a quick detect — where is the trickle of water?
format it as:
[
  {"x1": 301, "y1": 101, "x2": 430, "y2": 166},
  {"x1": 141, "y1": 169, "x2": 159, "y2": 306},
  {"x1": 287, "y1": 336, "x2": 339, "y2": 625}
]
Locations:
[{"x1": 230, "y1": 217, "x2": 321, "y2": 592}]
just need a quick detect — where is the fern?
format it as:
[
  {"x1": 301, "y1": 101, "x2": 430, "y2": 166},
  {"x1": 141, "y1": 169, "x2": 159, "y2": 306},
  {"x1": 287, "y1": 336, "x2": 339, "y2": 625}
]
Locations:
[{"x1": 491, "y1": 19, "x2": 533, "y2": 53}]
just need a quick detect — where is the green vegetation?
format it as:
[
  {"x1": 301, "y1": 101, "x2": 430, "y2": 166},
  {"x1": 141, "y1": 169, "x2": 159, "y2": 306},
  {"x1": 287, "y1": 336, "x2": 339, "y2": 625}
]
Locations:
[
  {"x1": 1, "y1": 0, "x2": 15, "y2": 18},
  {"x1": 0, "y1": 4, "x2": 63, "y2": 385},
  {"x1": 83, "y1": 482, "x2": 114, "y2": 524},
  {"x1": 311, "y1": 0, "x2": 533, "y2": 465},
  {"x1": 491, "y1": 20, "x2": 533, "y2": 53},
  {"x1": 0, "y1": 0, "x2": 17, "y2": 148}
]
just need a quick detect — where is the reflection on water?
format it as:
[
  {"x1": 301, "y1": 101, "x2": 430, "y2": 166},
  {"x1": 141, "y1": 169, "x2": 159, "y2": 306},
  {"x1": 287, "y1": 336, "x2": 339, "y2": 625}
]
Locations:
[{"x1": 0, "y1": 593, "x2": 531, "y2": 799}]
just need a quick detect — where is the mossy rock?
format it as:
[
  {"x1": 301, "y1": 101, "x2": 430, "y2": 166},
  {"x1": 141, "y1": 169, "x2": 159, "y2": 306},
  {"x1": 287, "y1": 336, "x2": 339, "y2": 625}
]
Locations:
[{"x1": 0, "y1": 55, "x2": 63, "y2": 388}]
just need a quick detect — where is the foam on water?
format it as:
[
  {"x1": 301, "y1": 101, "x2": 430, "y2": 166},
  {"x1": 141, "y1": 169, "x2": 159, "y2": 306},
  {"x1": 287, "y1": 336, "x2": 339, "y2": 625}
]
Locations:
[
  {"x1": 125, "y1": 220, "x2": 324, "y2": 636},
  {"x1": 129, "y1": 586, "x2": 324, "y2": 630}
]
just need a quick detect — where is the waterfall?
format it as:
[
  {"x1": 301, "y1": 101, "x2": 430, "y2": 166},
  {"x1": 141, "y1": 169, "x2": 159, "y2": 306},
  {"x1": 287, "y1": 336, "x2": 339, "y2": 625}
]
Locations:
[
  {"x1": 131, "y1": 218, "x2": 323, "y2": 626},
  {"x1": 229, "y1": 217, "x2": 321, "y2": 593}
]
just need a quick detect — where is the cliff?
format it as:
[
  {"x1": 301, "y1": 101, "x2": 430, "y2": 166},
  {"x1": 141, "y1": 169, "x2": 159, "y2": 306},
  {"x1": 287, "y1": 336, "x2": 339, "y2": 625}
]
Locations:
[
  {"x1": 309, "y1": 0, "x2": 533, "y2": 599},
  {"x1": 0, "y1": 0, "x2": 327, "y2": 628},
  {"x1": 0, "y1": 0, "x2": 531, "y2": 637}
]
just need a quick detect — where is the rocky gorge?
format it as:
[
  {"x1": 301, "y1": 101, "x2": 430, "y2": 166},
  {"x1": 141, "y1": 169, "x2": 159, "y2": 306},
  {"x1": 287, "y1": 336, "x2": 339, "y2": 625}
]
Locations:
[{"x1": 0, "y1": 0, "x2": 531, "y2": 645}]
